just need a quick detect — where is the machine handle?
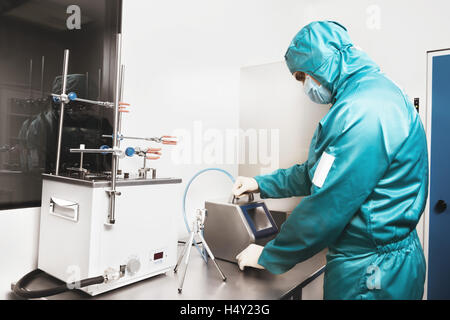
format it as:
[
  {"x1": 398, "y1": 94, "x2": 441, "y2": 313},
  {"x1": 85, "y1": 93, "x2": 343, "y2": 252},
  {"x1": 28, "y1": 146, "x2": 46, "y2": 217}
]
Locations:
[
  {"x1": 49, "y1": 197, "x2": 79, "y2": 222},
  {"x1": 231, "y1": 192, "x2": 255, "y2": 204}
]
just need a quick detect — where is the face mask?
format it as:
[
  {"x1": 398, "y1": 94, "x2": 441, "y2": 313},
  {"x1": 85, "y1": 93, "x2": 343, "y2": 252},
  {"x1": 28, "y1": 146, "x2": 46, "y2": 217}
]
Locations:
[{"x1": 303, "y1": 76, "x2": 332, "y2": 104}]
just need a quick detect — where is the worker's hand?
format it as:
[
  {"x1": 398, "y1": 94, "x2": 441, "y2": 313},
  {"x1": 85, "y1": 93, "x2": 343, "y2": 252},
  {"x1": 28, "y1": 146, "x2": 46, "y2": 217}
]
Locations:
[
  {"x1": 236, "y1": 244, "x2": 265, "y2": 271},
  {"x1": 232, "y1": 176, "x2": 259, "y2": 197}
]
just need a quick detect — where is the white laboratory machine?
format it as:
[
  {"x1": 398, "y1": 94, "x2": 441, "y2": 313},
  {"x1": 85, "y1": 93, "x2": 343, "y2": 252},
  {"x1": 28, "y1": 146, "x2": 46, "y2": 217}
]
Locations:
[
  {"x1": 38, "y1": 174, "x2": 180, "y2": 296},
  {"x1": 12, "y1": 34, "x2": 181, "y2": 298}
]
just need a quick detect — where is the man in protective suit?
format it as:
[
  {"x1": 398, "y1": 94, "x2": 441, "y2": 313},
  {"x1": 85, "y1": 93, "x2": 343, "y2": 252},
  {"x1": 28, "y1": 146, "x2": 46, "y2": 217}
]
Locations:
[{"x1": 233, "y1": 21, "x2": 428, "y2": 300}]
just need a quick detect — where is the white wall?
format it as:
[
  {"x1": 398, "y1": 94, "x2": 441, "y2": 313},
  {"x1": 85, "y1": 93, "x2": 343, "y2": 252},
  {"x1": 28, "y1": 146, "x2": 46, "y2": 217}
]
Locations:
[
  {"x1": 239, "y1": 61, "x2": 329, "y2": 211},
  {"x1": 0, "y1": 208, "x2": 40, "y2": 299},
  {"x1": 118, "y1": 0, "x2": 320, "y2": 236},
  {"x1": 120, "y1": 1, "x2": 243, "y2": 237}
]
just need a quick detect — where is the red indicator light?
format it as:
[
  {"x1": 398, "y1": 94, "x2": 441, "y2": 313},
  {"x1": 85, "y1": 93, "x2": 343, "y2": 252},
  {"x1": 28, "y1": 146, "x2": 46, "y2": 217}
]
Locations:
[{"x1": 154, "y1": 252, "x2": 164, "y2": 260}]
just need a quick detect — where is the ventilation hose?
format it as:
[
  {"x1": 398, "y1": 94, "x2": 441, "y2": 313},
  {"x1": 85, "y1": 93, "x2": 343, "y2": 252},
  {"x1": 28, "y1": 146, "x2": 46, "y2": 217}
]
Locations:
[
  {"x1": 182, "y1": 168, "x2": 235, "y2": 261},
  {"x1": 12, "y1": 269, "x2": 105, "y2": 299}
]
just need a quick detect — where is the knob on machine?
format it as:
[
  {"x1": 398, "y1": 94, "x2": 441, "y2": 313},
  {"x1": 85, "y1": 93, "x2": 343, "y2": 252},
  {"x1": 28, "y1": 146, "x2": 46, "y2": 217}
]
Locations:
[{"x1": 126, "y1": 257, "x2": 141, "y2": 276}]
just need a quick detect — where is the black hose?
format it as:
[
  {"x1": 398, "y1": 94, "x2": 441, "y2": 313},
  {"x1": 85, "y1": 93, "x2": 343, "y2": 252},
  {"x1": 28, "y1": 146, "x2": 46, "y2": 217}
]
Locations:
[{"x1": 12, "y1": 269, "x2": 105, "y2": 299}]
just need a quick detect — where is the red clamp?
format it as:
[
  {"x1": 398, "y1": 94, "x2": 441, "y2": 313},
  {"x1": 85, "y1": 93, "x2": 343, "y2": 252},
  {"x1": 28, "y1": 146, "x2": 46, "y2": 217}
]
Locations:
[
  {"x1": 146, "y1": 147, "x2": 162, "y2": 160},
  {"x1": 119, "y1": 102, "x2": 130, "y2": 113},
  {"x1": 161, "y1": 136, "x2": 177, "y2": 145}
]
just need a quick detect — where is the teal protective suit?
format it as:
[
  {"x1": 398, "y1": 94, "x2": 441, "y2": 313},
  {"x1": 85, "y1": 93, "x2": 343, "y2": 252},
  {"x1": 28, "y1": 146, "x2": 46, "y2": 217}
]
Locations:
[{"x1": 254, "y1": 21, "x2": 428, "y2": 300}]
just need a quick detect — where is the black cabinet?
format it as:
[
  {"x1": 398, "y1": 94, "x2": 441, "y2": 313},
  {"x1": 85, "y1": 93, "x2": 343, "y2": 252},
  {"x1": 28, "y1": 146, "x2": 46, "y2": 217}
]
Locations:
[{"x1": 0, "y1": 0, "x2": 122, "y2": 210}]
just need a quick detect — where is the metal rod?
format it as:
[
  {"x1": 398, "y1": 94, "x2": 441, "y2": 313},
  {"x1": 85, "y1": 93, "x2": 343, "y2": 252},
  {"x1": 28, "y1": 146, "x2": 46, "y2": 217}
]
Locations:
[
  {"x1": 85, "y1": 71, "x2": 89, "y2": 98},
  {"x1": 96, "y1": 68, "x2": 103, "y2": 171},
  {"x1": 79, "y1": 144, "x2": 84, "y2": 171},
  {"x1": 102, "y1": 134, "x2": 157, "y2": 142},
  {"x1": 178, "y1": 231, "x2": 195, "y2": 293},
  {"x1": 117, "y1": 64, "x2": 125, "y2": 149},
  {"x1": 40, "y1": 56, "x2": 45, "y2": 98},
  {"x1": 118, "y1": 135, "x2": 146, "y2": 141},
  {"x1": 55, "y1": 50, "x2": 69, "y2": 176},
  {"x1": 28, "y1": 59, "x2": 33, "y2": 98},
  {"x1": 70, "y1": 96, "x2": 113, "y2": 107},
  {"x1": 197, "y1": 232, "x2": 227, "y2": 281},
  {"x1": 97, "y1": 68, "x2": 102, "y2": 100},
  {"x1": 80, "y1": 153, "x2": 84, "y2": 169},
  {"x1": 112, "y1": 65, "x2": 125, "y2": 177},
  {"x1": 119, "y1": 65, "x2": 125, "y2": 102},
  {"x1": 118, "y1": 65, "x2": 125, "y2": 134},
  {"x1": 70, "y1": 148, "x2": 117, "y2": 154},
  {"x1": 174, "y1": 242, "x2": 189, "y2": 273},
  {"x1": 107, "y1": 34, "x2": 122, "y2": 225}
]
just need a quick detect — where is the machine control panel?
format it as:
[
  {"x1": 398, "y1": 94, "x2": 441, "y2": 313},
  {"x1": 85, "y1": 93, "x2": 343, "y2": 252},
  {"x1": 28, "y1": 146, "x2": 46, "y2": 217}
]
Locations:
[
  {"x1": 239, "y1": 202, "x2": 278, "y2": 239},
  {"x1": 204, "y1": 197, "x2": 279, "y2": 263},
  {"x1": 150, "y1": 249, "x2": 167, "y2": 264}
]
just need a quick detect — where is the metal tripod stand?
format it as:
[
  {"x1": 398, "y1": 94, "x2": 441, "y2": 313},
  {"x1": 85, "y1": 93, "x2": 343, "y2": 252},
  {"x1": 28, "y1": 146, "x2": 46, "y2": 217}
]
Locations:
[{"x1": 174, "y1": 209, "x2": 226, "y2": 293}]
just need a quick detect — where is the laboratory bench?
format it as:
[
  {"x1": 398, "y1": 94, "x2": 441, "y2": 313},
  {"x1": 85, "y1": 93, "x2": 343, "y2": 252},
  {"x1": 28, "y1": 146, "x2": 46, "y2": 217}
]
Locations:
[{"x1": 8, "y1": 246, "x2": 326, "y2": 300}]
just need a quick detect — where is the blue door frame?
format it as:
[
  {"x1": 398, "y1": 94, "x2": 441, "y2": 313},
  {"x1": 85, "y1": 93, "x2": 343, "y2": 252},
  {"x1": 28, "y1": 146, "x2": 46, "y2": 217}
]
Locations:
[{"x1": 427, "y1": 52, "x2": 450, "y2": 299}]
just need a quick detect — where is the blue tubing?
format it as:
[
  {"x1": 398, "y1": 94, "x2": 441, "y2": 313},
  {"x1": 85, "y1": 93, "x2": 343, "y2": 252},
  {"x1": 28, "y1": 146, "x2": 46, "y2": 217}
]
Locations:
[{"x1": 182, "y1": 168, "x2": 235, "y2": 261}]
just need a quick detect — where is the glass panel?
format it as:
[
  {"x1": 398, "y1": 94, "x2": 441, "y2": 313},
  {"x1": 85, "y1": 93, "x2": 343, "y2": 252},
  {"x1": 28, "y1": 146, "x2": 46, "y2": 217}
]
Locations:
[
  {"x1": 245, "y1": 205, "x2": 272, "y2": 232},
  {"x1": 0, "y1": 0, "x2": 122, "y2": 210}
]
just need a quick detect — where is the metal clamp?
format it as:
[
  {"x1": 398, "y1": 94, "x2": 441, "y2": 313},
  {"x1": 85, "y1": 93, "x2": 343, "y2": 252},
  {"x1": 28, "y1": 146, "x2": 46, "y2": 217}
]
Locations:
[
  {"x1": 52, "y1": 92, "x2": 115, "y2": 108},
  {"x1": 106, "y1": 190, "x2": 122, "y2": 197},
  {"x1": 69, "y1": 147, "x2": 124, "y2": 158},
  {"x1": 102, "y1": 134, "x2": 177, "y2": 145}
]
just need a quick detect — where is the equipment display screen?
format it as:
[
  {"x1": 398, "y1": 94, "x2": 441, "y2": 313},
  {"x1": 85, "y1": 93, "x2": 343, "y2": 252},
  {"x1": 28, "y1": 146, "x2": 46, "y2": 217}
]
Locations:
[{"x1": 245, "y1": 205, "x2": 272, "y2": 231}]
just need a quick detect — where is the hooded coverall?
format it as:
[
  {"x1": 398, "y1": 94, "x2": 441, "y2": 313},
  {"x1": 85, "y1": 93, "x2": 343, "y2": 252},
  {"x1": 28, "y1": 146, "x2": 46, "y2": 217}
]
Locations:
[{"x1": 254, "y1": 21, "x2": 428, "y2": 300}]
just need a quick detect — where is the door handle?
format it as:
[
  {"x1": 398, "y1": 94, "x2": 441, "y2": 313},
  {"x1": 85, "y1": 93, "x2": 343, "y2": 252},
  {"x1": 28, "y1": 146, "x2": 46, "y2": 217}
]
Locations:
[{"x1": 435, "y1": 200, "x2": 447, "y2": 214}]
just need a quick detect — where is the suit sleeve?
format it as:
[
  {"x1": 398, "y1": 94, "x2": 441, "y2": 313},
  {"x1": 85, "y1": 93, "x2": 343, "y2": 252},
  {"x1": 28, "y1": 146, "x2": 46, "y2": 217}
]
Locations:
[
  {"x1": 258, "y1": 115, "x2": 390, "y2": 274},
  {"x1": 254, "y1": 162, "x2": 312, "y2": 199}
]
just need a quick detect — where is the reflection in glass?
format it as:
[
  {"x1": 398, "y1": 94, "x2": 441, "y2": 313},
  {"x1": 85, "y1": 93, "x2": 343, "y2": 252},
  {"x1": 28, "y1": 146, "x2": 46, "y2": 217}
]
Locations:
[{"x1": 0, "y1": 0, "x2": 122, "y2": 209}]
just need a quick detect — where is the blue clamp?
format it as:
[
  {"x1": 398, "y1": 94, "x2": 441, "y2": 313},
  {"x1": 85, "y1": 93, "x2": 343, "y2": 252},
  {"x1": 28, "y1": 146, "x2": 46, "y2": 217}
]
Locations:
[
  {"x1": 68, "y1": 92, "x2": 77, "y2": 101},
  {"x1": 52, "y1": 92, "x2": 77, "y2": 103},
  {"x1": 125, "y1": 147, "x2": 135, "y2": 157},
  {"x1": 100, "y1": 145, "x2": 110, "y2": 155}
]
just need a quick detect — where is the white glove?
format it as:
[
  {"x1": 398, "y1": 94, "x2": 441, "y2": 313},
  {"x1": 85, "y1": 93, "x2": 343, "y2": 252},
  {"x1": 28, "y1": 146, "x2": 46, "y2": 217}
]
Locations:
[
  {"x1": 236, "y1": 244, "x2": 265, "y2": 271},
  {"x1": 232, "y1": 176, "x2": 259, "y2": 197}
]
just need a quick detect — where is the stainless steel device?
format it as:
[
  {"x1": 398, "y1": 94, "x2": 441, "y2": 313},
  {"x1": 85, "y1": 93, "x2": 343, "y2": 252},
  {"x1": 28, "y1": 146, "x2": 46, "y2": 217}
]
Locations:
[{"x1": 204, "y1": 193, "x2": 279, "y2": 263}]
